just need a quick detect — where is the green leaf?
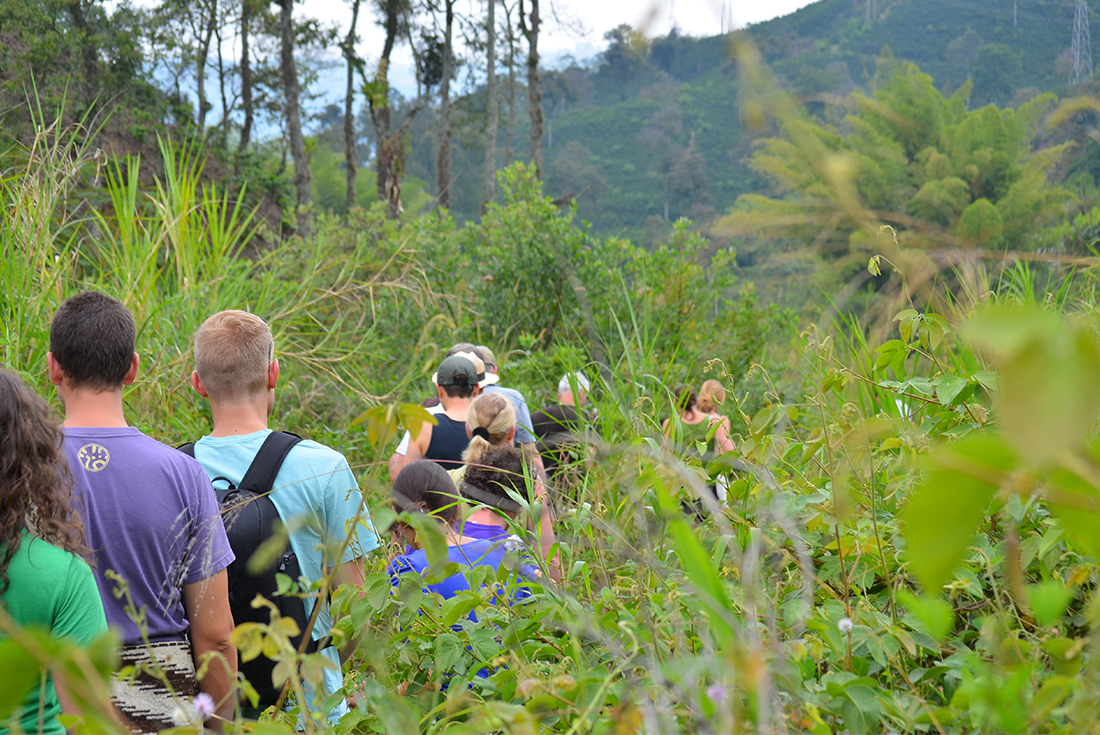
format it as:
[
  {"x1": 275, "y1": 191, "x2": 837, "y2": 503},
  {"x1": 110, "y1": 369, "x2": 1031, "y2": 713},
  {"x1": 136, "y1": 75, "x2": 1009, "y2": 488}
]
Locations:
[
  {"x1": 434, "y1": 632, "x2": 463, "y2": 673},
  {"x1": 468, "y1": 627, "x2": 499, "y2": 661},
  {"x1": 669, "y1": 517, "x2": 734, "y2": 646},
  {"x1": 874, "y1": 339, "x2": 905, "y2": 372},
  {"x1": 934, "y1": 375, "x2": 968, "y2": 407},
  {"x1": 902, "y1": 434, "x2": 1015, "y2": 592},
  {"x1": 897, "y1": 589, "x2": 955, "y2": 641},
  {"x1": 968, "y1": 307, "x2": 1100, "y2": 463},
  {"x1": 1028, "y1": 675, "x2": 1076, "y2": 723},
  {"x1": 1042, "y1": 638, "x2": 1083, "y2": 676},
  {"x1": 895, "y1": 309, "x2": 919, "y2": 343},
  {"x1": 1044, "y1": 462, "x2": 1100, "y2": 557},
  {"x1": 1027, "y1": 582, "x2": 1075, "y2": 628},
  {"x1": 0, "y1": 638, "x2": 42, "y2": 721}
]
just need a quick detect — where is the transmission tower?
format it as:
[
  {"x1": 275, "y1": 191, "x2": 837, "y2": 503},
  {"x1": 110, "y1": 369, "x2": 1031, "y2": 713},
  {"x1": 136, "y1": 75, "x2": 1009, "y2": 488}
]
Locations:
[
  {"x1": 668, "y1": 0, "x2": 678, "y2": 32},
  {"x1": 1072, "y1": 0, "x2": 1094, "y2": 85},
  {"x1": 721, "y1": 0, "x2": 735, "y2": 34}
]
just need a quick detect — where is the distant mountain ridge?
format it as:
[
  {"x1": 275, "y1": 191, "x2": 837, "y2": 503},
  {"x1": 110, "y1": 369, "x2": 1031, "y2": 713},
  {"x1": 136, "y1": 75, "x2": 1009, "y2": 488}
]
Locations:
[{"x1": 358, "y1": 0, "x2": 1092, "y2": 240}]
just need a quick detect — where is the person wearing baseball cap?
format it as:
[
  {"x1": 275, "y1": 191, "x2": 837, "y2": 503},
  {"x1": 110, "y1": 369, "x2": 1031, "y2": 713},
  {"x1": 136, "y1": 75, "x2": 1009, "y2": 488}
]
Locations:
[{"x1": 389, "y1": 354, "x2": 484, "y2": 481}]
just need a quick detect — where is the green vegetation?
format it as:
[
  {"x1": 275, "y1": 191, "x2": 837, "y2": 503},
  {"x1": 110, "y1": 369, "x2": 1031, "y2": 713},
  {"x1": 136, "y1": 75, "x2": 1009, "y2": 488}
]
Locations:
[{"x1": 11, "y1": 3, "x2": 1100, "y2": 733}]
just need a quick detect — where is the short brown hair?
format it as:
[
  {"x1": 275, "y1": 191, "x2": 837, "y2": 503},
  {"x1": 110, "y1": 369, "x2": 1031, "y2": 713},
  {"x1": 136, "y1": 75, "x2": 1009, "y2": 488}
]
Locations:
[
  {"x1": 49, "y1": 291, "x2": 136, "y2": 391},
  {"x1": 193, "y1": 310, "x2": 274, "y2": 400}
]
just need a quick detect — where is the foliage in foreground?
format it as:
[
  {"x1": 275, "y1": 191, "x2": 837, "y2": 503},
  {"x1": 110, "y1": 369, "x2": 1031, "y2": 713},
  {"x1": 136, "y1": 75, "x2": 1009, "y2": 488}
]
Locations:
[{"x1": 8, "y1": 112, "x2": 1100, "y2": 735}]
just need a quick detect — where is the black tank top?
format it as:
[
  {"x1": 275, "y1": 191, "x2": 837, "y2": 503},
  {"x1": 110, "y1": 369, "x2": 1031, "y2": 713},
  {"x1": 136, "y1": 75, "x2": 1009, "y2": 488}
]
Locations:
[{"x1": 425, "y1": 414, "x2": 470, "y2": 471}]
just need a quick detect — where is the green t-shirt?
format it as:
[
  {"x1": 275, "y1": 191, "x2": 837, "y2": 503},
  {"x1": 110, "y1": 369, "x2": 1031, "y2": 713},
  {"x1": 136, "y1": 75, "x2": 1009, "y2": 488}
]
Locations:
[{"x1": 1, "y1": 532, "x2": 107, "y2": 735}]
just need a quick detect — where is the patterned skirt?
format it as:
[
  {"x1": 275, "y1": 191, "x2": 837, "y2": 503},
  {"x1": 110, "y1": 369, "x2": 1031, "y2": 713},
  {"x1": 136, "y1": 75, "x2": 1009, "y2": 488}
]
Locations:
[{"x1": 111, "y1": 640, "x2": 198, "y2": 734}]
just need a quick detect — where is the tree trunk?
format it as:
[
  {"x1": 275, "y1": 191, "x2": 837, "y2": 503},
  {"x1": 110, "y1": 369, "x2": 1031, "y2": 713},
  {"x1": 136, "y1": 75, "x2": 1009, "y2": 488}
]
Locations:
[
  {"x1": 369, "y1": 0, "x2": 401, "y2": 216},
  {"x1": 67, "y1": 0, "x2": 101, "y2": 106},
  {"x1": 342, "y1": 0, "x2": 362, "y2": 213},
  {"x1": 436, "y1": 0, "x2": 455, "y2": 209},
  {"x1": 238, "y1": 0, "x2": 254, "y2": 155},
  {"x1": 279, "y1": 0, "x2": 311, "y2": 233},
  {"x1": 519, "y1": 0, "x2": 543, "y2": 179},
  {"x1": 504, "y1": 0, "x2": 516, "y2": 165},
  {"x1": 481, "y1": 0, "x2": 498, "y2": 213},
  {"x1": 215, "y1": 20, "x2": 229, "y2": 144},
  {"x1": 196, "y1": 0, "x2": 216, "y2": 134}
]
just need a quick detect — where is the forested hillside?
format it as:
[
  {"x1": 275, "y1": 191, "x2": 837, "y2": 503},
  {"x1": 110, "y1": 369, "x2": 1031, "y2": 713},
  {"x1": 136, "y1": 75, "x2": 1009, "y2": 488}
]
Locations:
[
  {"x1": 5, "y1": 0, "x2": 1100, "y2": 268},
  {"x1": 401, "y1": 0, "x2": 1091, "y2": 240}
]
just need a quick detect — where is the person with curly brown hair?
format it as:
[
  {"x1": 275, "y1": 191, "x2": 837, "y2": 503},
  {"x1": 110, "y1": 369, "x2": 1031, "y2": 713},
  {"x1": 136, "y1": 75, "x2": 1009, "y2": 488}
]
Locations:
[{"x1": 0, "y1": 370, "x2": 107, "y2": 735}]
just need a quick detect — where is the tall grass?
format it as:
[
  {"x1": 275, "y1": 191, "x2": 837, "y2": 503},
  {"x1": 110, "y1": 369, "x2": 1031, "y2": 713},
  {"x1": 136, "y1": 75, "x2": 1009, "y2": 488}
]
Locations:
[{"x1": 9, "y1": 74, "x2": 1100, "y2": 735}]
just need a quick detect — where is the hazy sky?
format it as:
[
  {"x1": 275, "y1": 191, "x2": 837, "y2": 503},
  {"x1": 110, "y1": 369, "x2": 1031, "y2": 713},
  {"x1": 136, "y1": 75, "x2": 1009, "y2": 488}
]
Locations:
[{"x1": 301, "y1": 0, "x2": 817, "y2": 95}]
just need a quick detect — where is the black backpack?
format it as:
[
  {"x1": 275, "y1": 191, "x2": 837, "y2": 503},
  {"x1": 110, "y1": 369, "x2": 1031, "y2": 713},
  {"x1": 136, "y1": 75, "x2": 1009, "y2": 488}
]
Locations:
[{"x1": 180, "y1": 431, "x2": 323, "y2": 709}]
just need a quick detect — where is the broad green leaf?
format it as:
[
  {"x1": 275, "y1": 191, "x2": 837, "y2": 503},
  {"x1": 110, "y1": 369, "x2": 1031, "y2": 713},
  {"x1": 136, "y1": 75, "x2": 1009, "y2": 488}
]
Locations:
[
  {"x1": 0, "y1": 638, "x2": 41, "y2": 721},
  {"x1": 468, "y1": 627, "x2": 499, "y2": 661},
  {"x1": 898, "y1": 589, "x2": 955, "y2": 641},
  {"x1": 1028, "y1": 676, "x2": 1076, "y2": 723},
  {"x1": 1027, "y1": 581, "x2": 1074, "y2": 628},
  {"x1": 934, "y1": 375, "x2": 967, "y2": 407},
  {"x1": 434, "y1": 632, "x2": 462, "y2": 673},
  {"x1": 1045, "y1": 462, "x2": 1100, "y2": 557},
  {"x1": 373, "y1": 693, "x2": 422, "y2": 735},
  {"x1": 874, "y1": 339, "x2": 905, "y2": 372},
  {"x1": 230, "y1": 622, "x2": 264, "y2": 662},
  {"x1": 968, "y1": 307, "x2": 1100, "y2": 462},
  {"x1": 895, "y1": 309, "x2": 919, "y2": 343},
  {"x1": 901, "y1": 434, "x2": 1015, "y2": 592},
  {"x1": 1042, "y1": 638, "x2": 1083, "y2": 676}
]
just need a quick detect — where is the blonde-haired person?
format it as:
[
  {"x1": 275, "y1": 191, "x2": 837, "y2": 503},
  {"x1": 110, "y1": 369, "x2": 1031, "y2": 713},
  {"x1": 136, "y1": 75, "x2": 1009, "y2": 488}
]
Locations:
[
  {"x1": 449, "y1": 392, "x2": 516, "y2": 487},
  {"x1": 188, "y1": 309, "x2": 379, "y2": 721},
  {"x1": 451, "y1": 394, "x2": 563, "y2": 582},
  {"x1": 662, "y1": 384, "x2": 735, "y2": 506},
  {"x1": 696, "y1": 379, "x2": 727, "y2": 416}
]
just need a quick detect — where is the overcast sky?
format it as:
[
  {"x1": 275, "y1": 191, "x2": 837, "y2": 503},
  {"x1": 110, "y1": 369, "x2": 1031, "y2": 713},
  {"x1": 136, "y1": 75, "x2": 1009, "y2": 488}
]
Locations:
[{"x1": 301, "y1": 0, "x2": 817, "y2": 97}]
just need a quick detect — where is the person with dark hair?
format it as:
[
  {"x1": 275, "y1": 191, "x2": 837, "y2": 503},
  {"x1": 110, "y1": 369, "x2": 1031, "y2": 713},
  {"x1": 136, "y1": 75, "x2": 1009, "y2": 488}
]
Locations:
[
  {"x1": 389, "y1": 353, "x2": 489, "y2": 481},
  {"x1": 47, "y1": 291, "x2": 236, "y2": 733},
  {"x1": 388, "y1": 461, "x2": 533, "y2": 607},
  {"x1": 459, "y1": 445, "x2": 562, "y2": 582},
  {"x1": 0, "y1": 370, "x2": 108, "y2": 735}
]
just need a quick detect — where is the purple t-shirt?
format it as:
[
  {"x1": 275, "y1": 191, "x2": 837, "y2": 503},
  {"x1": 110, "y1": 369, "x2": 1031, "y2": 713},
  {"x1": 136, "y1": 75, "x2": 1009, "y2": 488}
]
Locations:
[
  {"x1": 454, "y1": 519, "x2": 541, "y2": 579},
  {"x1": 456, "y1": 519, "x2": 510, "y2": 542},
  {"x1": 63, "y1": 427, "x2": 234, "y2": 644}
]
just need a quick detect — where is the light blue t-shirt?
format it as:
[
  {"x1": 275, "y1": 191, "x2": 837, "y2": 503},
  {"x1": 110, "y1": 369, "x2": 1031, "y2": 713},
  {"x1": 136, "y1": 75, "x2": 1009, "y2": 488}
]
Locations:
[
  {"x1": 192, "y1": 430, "x2": 380, "y2": 721},
  {"x1": 482, "y1": 384, "x2": 535, "y2": 444}
]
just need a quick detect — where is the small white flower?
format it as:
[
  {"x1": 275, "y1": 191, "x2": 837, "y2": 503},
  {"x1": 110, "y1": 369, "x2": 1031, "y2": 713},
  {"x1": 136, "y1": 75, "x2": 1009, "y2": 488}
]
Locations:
[
  {"x1": 503, "y1": 535, "x2": 524, "y2": 553},
  {"x1": 170, "y1": 708, "x2": 189, "y2": 727},
  {"x1": 838, "y1": 617, "x2": 854, "y2": 633}
]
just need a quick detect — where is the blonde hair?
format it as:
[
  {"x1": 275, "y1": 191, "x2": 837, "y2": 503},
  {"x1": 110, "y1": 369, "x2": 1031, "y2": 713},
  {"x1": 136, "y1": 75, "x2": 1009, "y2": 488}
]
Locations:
[
  {"x1": 462, "y1": 393, "x2": 516, "y2": 465},
  {"x1": 697, "y1": 379, "x2": 727, "y2": 414},
  {"x1": 193, "y1": 310, "x2": 274, "y2": 400}
]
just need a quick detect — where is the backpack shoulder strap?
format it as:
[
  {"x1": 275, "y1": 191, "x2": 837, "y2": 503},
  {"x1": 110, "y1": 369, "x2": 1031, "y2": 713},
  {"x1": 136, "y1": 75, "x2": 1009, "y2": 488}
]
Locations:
[
  {"x1": 178, "y1": 442, "x2": 196, "y2": 458},
  {"x1": 237, "y1": 431, "x2": 303, "y2": 496}
]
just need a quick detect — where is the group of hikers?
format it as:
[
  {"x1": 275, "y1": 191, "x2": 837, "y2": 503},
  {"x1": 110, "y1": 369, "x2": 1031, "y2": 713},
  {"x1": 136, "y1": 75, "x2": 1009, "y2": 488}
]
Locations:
[{"x1": 1, "y1": 290, "x2": 734, "y2": 734}]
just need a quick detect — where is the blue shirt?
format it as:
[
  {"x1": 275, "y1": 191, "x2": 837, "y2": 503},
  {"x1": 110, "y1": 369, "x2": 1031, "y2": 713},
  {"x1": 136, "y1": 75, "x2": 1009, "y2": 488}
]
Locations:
[
  {"x1": 389, "y1": 539, "x2": 533, "y2": 620},
  {"x1": 482, "y1": 384, "x2": 535, "y2": 444},
  {"x1": 192, "y1": 430, "x2": 380, "y2": 720}
]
